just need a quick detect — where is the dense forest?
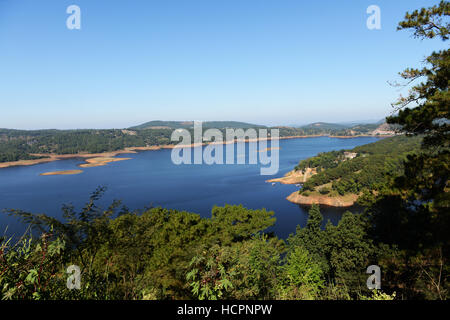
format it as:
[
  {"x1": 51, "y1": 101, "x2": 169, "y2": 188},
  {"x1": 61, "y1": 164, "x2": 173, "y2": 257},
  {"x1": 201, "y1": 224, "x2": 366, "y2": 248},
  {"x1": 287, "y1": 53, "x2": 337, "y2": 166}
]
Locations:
[
  {"x1": 129, "y1": 120, "x2": 267, "y2": 130},
  {"x1": 0, "y1": 191, "x2": 400, "y2": 300}
]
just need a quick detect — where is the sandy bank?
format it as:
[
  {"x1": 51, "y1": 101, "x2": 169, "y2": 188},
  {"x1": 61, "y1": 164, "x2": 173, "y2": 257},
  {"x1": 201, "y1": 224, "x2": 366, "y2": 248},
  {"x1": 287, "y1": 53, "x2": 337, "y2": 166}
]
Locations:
[
  {"x1": 328, "y1": 134, "x2": 394, "y2": 139},
  {"x1": 266, "y1": 168, "x2": 317, "y2": 185},
  {"x1": 40, "y1": 170, "x2": 83, "y2": 176},
  {"x1": 78, "y1": 157, "x2": 132, "y2": 168},
  {"x1": 286, "y1": 191, "x2": 358, "y2": 207},
  {"x1": 0, "y1": 150, "x2": 139, "y2": 169},
  {"x1": 0, "y1": 157, "x2": 57, "y2": 169}
]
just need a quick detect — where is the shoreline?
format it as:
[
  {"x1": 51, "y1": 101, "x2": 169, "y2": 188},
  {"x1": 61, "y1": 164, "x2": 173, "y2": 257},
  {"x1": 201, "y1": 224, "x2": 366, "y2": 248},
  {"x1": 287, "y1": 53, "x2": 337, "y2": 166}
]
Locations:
[
  {"x1": 40, "y1": 170, "x2": 83, "y2": 176},
  {"x1": 267, "y1": 170, "x2": 360, "y2": 207},
  {"x1": 286, "y1": 191, "x2": 358, "y2": 207},
  {"x1": 268, "y1": 170, "x2": 360, "y2": 207},
  {"x1": 0, "y1": 134, "x2": 387, "y2": 169},
  {"x1": 266, "y1": 168, "x2": 317, "y2": 185},
  {"x1": 78, "y1": 157, "x2": 133, "y2": 168}
]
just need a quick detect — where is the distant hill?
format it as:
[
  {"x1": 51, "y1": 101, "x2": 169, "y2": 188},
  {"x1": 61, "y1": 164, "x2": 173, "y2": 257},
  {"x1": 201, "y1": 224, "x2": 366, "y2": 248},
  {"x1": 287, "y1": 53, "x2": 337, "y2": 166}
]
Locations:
[
  {"x1": 129, "y1": 120, "x2": 398, "y2": 136},
  {"x1": 337, "y1": 119, "x2": 385, "y2": 126},
  {"x1": 299, "y1": 122, "x2": 350, "y2": 130},
  {"x1": 295, "y1": 121, "x2": 398, "y2": 136},
  {"x1": 130, "y1": 121, "x2": 266, "y2": 130}
]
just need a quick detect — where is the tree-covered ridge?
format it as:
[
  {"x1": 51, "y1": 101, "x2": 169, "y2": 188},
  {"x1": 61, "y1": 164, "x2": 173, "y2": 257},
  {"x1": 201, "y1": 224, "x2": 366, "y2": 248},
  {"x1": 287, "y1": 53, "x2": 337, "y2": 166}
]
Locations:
[
  {"x1": 277, "y1": 122, "x2": 397, "y2": 137},
  {"x1": 295, "y1": 135, "x2": 422, "y2": 197},
  {"x1": 129, "y1": 120, "x2": 266, "y2": 130}
]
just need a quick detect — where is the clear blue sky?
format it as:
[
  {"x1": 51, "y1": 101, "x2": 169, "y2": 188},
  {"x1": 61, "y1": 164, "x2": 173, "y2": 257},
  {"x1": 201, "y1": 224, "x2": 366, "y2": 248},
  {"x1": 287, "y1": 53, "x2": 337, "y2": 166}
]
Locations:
[{"x1": 0, "y1": 0, "x2": 446, "y2": 129}]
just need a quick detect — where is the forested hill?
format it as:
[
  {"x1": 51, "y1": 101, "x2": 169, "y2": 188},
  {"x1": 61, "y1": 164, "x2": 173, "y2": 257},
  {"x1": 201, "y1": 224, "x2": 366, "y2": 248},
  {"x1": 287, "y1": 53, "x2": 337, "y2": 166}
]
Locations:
[
  {"x1": 293, "y1": 135, "x2": 422, "y2": 202},
  {"x1": 129, "y1": 120, "x2": 265, "y2": 130}
]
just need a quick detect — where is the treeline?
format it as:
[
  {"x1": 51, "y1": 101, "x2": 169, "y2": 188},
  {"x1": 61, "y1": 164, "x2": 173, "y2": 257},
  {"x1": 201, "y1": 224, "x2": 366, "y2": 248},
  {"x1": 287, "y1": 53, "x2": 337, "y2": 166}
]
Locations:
[
  {"x1": 0, "y1": 123, "x2": 387, "y2": 163},
  {"x1": 0, "y1": 128, "x2": 175, "y2": 162},
  {"x1": 297, "y1": 136, "x2": 422, "y2": 196},
  {"x1": 130, "y1": 120, "x2": 266, "y2": 130},
  {"x1": 275, "y1": 123, "x2": 385, "y2": 137}
]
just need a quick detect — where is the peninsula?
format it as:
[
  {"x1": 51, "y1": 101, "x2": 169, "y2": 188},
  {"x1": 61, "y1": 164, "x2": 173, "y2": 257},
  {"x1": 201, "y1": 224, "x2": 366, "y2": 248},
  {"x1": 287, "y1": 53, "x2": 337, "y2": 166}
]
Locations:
[{"x1": 270, "y1": 135, "x2": 421, "y2": 207}]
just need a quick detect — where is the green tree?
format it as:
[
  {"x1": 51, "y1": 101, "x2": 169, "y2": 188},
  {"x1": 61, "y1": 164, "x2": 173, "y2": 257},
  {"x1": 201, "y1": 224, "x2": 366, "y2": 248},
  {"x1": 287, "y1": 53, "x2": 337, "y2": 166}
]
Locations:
[
  {"x1": 387, "y1": 0, "x2": 449, "y2": 148},
  {"x1": 0, "y1": 232, "x2": 66, "y2": 300},
  {"x1": 287, "y1": 205, "x2": 329, "y2": 275},
  {"x1": 186, "y1": 244, "x2": 235, "y2": 300},
  {"x1": 363, "y1": 1, "x2": 449, "y2": 299},
  {"x1": 186, "y1": 235, "x2": 283, "y2": 300},
  {"x1": 277, "y1": 246, "x2": 324, "y2": 300},
  {"x1": 325, "y1": 212, "x2": 373, "y2": 297}
]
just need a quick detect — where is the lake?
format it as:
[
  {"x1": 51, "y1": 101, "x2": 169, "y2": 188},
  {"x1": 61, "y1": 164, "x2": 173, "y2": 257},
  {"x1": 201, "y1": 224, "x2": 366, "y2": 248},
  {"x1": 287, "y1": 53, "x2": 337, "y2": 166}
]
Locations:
[{"x1": 0, "y1": 136, "x2": 381, "y2": 239}]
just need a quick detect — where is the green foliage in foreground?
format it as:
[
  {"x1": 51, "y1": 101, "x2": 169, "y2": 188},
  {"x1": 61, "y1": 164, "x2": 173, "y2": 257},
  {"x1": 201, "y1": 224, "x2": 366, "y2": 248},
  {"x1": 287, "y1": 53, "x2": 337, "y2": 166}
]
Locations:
[{"x1": 1, "y1": 193, "x2": 446, "y2": 300}]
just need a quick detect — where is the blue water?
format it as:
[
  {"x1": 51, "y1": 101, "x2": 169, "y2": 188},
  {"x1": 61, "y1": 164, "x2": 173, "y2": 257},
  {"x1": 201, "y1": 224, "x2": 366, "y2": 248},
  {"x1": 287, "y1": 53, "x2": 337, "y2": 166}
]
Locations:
[{"x1": 0, "y1": 136, "x2": 380, "y2": 239}]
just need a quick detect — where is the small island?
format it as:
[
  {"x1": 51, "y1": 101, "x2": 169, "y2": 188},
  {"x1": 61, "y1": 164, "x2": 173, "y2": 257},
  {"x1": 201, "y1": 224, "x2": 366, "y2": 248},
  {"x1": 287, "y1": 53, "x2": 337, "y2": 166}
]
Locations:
[
  {"x1": 38, "y1": 157, "x2": 132, "y2": 175},
  {"x1": 40, "y1": 170, "x2": 83, "y2": 176},
  {"x1": 78, "y1": 157, "x2": 132, "y2": 168}
]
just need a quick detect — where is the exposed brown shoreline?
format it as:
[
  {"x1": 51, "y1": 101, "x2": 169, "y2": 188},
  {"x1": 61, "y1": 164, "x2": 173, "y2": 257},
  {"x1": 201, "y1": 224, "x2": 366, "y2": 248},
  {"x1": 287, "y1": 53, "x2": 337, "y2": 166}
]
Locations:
[
  {"x1": 266, "y1": 168, "x2": 317, "y2": 185},
  {"x1": 40, "y1": 170, "x2": 83, "y2": 176},
  {"x1": 78, "y1": 157, "x2": 132, "y2": 168},
  {"x1": 267, "y1": 162, "x2": 361, "y2": 207},
  {"x1": 270, "y1": 170, "x2": 360, "y2": 207},
  {"x1": 269, "y1": 172, "x2": 360, "y2": 207},
  {"x1": 0, "y1": 134, "x2": 389, "y2": 169},
  {"x1": 286, "y1": 192, "x2": 358, "y2": 207}
]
